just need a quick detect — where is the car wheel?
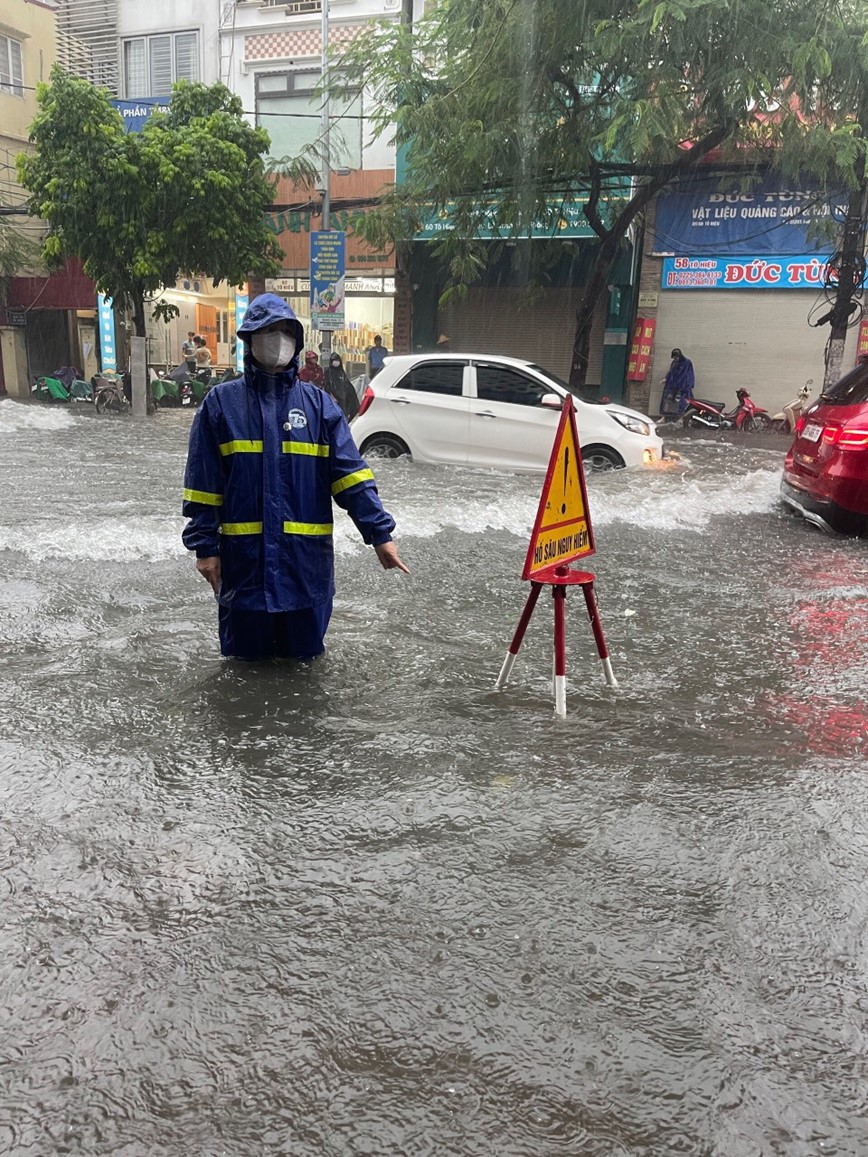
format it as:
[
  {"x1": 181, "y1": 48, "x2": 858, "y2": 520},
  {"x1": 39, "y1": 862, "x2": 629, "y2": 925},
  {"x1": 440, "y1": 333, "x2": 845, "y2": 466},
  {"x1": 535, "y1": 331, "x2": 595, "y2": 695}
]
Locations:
[
  {"x1": 360, "y1": 433, "x2": 411, "y2": 459},
  {"x1": 581, "y1": 445, "x2": 624, "y2": 471}
]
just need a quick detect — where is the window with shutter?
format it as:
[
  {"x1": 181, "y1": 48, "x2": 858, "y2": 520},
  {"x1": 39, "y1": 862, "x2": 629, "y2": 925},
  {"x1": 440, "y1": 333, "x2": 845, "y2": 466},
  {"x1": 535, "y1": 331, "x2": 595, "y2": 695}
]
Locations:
[
  {"x1": 0, "y1": 34, "x2": 24, "y2": 97},
  {"x1": 174, "y1": 32, "x2": 199, "y2": 84},
  {"x1": 122, "y1": 32, "x2": 199, "y2": 99},
  {"x1": 149, "y1": 36, "x2": 173, "y2": 97},
  {"x1": 123, "y1": 39, "x2": 147, "y2": 99}
]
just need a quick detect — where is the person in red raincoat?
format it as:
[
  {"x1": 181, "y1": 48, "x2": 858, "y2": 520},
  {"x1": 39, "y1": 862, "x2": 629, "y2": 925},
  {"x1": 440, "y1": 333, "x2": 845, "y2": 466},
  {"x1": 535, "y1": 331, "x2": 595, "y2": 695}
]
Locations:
[{"x1": 299, "y1": 350, "x2": 325, "y2": 388}]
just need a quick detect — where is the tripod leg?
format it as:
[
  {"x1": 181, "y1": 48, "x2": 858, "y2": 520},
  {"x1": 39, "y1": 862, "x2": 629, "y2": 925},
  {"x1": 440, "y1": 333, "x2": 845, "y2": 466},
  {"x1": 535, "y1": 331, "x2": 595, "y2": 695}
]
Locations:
[
  {"x1": 495, "y1": 582, "x2": 543, "y2": 689},
  {"x1": 553, "y1": 584, "x2": 567, "y2": 716},
  {"x1": 581, "y1": 580, "x2": 618, "y2": 687}
]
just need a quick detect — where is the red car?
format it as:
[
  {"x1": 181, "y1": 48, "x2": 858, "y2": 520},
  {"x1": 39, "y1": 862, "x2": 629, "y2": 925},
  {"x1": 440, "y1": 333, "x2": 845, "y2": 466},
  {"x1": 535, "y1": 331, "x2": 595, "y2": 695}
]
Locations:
[{"x1": 781, "y1": 360, "x2": 868, "y2": 535}]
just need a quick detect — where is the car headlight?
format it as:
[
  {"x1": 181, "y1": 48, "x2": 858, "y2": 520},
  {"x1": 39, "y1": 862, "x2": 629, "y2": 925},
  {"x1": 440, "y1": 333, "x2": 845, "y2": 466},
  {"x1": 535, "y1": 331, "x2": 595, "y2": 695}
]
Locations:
[{"x1": 607, "y1": 410, "x2": 650, "y2": 436}]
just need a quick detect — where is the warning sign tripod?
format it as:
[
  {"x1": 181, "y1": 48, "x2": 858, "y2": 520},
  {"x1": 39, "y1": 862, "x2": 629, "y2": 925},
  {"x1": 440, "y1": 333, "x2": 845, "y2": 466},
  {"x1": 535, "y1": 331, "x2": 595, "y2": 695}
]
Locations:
[
  {"x1": 494, "y1": 566, "x2": 618, "y2": 715},
  {"x1": 494, "y1": 394, "x2": 617, "y2": 715}
]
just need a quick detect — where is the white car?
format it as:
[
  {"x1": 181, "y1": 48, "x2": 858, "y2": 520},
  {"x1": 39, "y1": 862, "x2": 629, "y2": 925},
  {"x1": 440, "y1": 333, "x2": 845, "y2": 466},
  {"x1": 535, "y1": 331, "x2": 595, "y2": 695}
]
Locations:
[{"x1": 350, "y1": 354, "x2": 663, "y2": 471}]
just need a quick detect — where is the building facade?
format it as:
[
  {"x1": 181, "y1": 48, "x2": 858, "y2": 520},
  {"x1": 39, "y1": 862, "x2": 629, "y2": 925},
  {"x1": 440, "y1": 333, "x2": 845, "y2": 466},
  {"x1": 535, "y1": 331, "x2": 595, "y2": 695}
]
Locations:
[
  {"x1": 626, "y1": 174, "x2": 861, "y2": 416},
  {"x1": 1, "y1": 0, "x2": 102, "y2": 396}
]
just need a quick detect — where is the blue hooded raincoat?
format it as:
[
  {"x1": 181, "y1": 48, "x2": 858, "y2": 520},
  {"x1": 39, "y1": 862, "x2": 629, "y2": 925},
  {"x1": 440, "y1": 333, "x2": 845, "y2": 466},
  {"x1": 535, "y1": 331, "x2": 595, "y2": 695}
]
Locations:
[{"x1": 182, "y1": 294, "x2": 396, "y2": 658}]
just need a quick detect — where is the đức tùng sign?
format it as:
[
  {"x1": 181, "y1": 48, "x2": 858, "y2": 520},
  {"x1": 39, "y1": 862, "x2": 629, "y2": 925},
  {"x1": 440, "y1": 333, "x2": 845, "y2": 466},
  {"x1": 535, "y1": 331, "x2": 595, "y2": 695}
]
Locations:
[{"x1": 660, "y1": 255, "x2": 864, "y2": 290}]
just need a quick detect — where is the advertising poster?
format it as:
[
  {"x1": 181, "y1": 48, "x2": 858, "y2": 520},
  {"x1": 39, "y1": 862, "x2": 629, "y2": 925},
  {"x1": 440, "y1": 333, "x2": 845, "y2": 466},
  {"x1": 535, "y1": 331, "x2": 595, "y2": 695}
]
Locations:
[
  {"x1": 627, "y1": 317, "x2": 656, "y2": 380},
  {"x1": 234, "y1": 289, "x2": 249, "y2": 374},
  {"x1": 655, "y1": 176, "x2": 846, "y2": 256},
  {"x1": 310, "y1": 231, "x2": 346, "y2": 331},
  {"x1": 97, "y1": 294, "x2": 117, "y2": 371},
  {"x1": 659, "y1": 255, "x2": 865, "y2": 291}
]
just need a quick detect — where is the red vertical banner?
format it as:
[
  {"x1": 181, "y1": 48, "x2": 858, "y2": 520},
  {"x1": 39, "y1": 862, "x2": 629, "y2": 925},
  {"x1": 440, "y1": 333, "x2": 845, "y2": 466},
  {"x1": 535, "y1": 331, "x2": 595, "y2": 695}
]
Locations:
[
  {"x1": 626, "y1": 317, "x2": 657, "y2": 381},
  {"x1": 857, "y1": 318, "x2": 868, "y2": 361}
]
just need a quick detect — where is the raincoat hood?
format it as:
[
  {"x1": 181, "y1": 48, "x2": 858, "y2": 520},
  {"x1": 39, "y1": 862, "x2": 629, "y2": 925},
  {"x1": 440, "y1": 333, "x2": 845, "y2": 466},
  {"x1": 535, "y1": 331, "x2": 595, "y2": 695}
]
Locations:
[{"x1": 237, "y1": 294, "x2": 305, "y2": 366}]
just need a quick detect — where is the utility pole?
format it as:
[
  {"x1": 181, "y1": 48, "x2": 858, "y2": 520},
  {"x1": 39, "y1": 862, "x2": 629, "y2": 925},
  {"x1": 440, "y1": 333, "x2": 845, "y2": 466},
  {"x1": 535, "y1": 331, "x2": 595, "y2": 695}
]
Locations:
[
  {"x1": 823, "y1": 182, "x2": 868, "y2": 389},
  {"x1": 401, "y1": 0, "x2": 413, "y2": 29},
  {"x1": 319, "y1": 0, "x2": 332, "y2": 360}
]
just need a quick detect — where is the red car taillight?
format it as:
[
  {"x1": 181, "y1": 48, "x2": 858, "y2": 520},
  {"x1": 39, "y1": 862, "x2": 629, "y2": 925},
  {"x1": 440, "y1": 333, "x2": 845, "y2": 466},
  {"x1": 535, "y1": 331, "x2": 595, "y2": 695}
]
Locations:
[
  {"x1": 357, "y1": 385, "x2": 375, "y2": 417},
  {"x1": 795, "y1": 412, "x2": 808, "y2": 435},
  {"x1": 821, "y1": 422, "x2": 868, "y2": 450}
]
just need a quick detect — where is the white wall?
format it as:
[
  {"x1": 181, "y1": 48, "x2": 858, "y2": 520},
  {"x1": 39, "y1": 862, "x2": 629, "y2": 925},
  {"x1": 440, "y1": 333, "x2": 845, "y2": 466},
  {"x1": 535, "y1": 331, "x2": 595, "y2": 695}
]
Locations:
[
  {"x1": 118, "y1": 0, "x2": 221, "y2": 90},
  {"x1": 223, "y1": 0, "x2": 402, "y2": 171}
]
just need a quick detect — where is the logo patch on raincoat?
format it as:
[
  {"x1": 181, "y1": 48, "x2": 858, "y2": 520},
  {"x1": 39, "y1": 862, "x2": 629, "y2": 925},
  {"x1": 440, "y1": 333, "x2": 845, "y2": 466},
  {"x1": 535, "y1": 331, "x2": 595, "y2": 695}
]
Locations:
[{"x1": 284, "y1": 408, "x2": 308, "y2": 430}]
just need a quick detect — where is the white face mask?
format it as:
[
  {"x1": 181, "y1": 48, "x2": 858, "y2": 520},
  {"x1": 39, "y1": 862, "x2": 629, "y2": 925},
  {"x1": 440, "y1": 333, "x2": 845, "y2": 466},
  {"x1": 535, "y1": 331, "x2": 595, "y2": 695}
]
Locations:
[{"x1": 251, "y1": 330, "x2": 296, "y2": 370}]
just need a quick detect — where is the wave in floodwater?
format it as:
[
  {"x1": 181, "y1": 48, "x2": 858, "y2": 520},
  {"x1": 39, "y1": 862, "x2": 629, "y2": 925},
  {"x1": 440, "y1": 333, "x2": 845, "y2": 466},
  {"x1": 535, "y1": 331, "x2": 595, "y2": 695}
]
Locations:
[
  {"x1": 0, "y1": 464, "x2": 783, "y2": 563},
  {"x1": 0, "y1": 398, "x2": 77, "y2": 433}
]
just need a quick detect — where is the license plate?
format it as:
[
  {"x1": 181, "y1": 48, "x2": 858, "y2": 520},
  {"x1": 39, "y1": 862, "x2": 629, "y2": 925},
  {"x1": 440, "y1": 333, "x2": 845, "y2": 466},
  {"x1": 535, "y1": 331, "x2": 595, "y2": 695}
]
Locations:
[
  {"x1": 802, "y1": 422, "x2": 822, "y2": 442},
  {"x1": 182, "y1": 396, "x2": 191, "y2": 405}
]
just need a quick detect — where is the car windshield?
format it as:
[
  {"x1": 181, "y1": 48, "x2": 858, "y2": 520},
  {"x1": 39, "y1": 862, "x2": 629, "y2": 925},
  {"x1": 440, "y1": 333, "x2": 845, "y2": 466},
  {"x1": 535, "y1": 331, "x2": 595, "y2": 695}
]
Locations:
[
  {"x1": 526, "y1": 364, "x2": 601, "y2": 404},
  {"x1": 819, "y1": 363, "x2": 868, "y2": 406}
]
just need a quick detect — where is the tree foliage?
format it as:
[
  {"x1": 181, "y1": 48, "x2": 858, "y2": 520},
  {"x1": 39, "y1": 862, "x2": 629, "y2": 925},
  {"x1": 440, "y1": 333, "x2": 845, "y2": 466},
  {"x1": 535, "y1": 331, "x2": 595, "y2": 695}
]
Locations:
[
  {"x1": 334, "y1": 0, "x2": 868, "y2": 385},
  {"x1": 0, "y1": 215, "x2": 42, "y2": 304},
  {"x1": 18, "y1": 69, "x2": 282, "y2": 336}
]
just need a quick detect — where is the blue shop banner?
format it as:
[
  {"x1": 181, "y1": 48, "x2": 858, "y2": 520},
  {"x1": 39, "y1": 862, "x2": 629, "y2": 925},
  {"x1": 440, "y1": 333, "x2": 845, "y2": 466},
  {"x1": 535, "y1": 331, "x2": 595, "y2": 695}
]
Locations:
[
  {"x1": 660, "y1": 254, "x2": 867, "y2": 290},
  {"x1": 656, "y1": 176, "x2": 846, "y2": 256},
  {"x1": 112, "y1": 99, "x2": 171, "y2": 133},
  {"x1": 310, "y1": 231, "x2": 346, "y2": 331},
  {"x1": 234, "y1": 290, "x2": 249, "y2": 374},
  {"x1": 97, "y1": 294, "x2": 117, "y2": 370}
]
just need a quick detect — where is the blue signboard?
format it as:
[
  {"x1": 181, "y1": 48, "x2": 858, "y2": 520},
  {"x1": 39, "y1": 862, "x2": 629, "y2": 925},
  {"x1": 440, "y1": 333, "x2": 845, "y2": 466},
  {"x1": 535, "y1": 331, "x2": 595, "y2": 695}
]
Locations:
[
  {"x1": 234, "y1": 289, "x2": 249, "y2": 374},
  {"x1": 660, "y1": 254, "x2": 865, "y2": 290},
  {"x1": 112, "y1": 99, "x2": 171, "y2": 133},
  {"x1": 310, "y1": 231, "x2": 346, "y2": 331},
  {"x1": 655, "y1": 176, "x2": 846, "y2": 256},
  {"x1": 97, "y1": 294, "x2": 117, "y2": 370}
]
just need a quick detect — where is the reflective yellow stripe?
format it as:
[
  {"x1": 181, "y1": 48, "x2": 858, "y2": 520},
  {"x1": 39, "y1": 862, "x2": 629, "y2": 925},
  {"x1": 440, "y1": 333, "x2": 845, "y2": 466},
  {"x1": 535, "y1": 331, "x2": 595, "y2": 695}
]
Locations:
[
  {"x1": 331, "y1": 468, "x2": 375, "y2": 496},
  {"x1": 221, "y1": 522, "x2": 263, "y2": 535},
  {"x1": 183, "y1": 487, "x2": 223, "y2": 506},
  {"x1": 282, "y1": 441, "x2": 329, "y2": 457},
  {"x1": 219, "y1": 440, "x2": 263, "y2": 456},
  {"x1": 283, "y1": 521, "x2": 333, "y2": 536}
]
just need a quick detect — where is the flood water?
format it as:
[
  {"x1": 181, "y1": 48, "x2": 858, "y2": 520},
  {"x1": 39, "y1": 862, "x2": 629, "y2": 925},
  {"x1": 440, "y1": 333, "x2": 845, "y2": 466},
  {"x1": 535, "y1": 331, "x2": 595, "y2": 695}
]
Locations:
[{"x1": 1, "y1": 397, "x2": 867, "y2": 1156}]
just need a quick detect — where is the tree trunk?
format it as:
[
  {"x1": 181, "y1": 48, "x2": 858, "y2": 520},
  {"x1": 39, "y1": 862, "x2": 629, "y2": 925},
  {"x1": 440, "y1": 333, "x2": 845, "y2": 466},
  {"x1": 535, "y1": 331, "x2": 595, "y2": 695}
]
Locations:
[
  {"x1": 823, "y1": 182, "x2": 867, "y2": 390},
  {"x1": 569, "y1": 233, "x2": 622, "y2": 389},
  {"x1": 401, "y1": 0, "x2": 413, "y2": 27},
  {"x1": 131, "y1": 292, "x2": 147, "y2": 338}
]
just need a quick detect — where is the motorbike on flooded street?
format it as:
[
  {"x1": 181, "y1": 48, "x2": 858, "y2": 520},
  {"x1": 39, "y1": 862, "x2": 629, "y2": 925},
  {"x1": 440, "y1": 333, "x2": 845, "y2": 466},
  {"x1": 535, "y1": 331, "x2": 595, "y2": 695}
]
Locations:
[
  {"x1": 682, "y1": 387, "x2": 772, "y2": 431},
  {"x1": 771, "y1": 380, "x2": 812, "y2": 434}
]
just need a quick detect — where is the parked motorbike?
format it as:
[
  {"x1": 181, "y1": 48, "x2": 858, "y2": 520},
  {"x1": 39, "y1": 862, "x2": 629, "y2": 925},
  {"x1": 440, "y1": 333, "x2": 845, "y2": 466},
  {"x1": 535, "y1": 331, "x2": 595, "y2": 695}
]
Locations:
[
  {"x1": 682, "y1": 388, "x2": 772, "y2": 432},
  {"x1": 771, "y1": 380, "x2": 812, "y2": 434}
]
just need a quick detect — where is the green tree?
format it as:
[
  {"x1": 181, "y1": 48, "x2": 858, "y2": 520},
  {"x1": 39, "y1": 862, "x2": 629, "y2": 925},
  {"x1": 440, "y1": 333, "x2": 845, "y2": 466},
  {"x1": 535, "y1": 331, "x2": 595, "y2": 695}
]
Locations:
[
  {"x1": 0, "y1": 213, "x2": 42, "y2": 304},
  {"x1": 18, "y1": 69, "x2": 282, "y2": 337},
  {"x1": 334, "y1": 0, "x2": 868, "y2": 388}
]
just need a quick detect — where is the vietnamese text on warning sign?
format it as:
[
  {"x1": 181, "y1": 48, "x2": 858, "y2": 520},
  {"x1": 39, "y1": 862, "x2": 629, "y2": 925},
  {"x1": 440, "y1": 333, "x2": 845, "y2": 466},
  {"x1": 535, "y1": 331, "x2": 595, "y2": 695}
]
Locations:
[{"x1": 522, "y1": 395, "x2": 595, "y2": 579}]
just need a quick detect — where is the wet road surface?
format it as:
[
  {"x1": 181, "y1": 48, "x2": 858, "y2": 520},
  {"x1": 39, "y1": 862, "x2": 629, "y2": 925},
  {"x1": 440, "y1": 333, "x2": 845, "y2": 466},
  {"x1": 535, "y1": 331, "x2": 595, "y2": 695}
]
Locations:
[{"x1": 1, "y1": 399, "x2": 867, "y2": 1155}]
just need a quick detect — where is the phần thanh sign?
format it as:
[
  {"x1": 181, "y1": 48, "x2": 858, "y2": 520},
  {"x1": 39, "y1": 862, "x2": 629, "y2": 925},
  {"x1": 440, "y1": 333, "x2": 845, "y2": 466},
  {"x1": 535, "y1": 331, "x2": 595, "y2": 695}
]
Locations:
[{"x1": 523, "y1": 395, "x2": 595, "y2": 579}]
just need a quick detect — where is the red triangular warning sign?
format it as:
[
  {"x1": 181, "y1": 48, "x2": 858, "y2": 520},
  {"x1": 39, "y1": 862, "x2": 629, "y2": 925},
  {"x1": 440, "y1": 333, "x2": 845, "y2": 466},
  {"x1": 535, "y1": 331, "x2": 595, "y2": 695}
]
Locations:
[{"x1": 522, "y1": 395, "x2": 595, "y2": 580}]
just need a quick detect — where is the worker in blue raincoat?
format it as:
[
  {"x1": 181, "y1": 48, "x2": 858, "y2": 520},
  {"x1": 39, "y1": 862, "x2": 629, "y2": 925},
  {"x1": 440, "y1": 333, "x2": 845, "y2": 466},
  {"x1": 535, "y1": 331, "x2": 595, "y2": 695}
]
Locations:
[{"x1": 182, "y1": 293, "x2": 409, "y2": 661}]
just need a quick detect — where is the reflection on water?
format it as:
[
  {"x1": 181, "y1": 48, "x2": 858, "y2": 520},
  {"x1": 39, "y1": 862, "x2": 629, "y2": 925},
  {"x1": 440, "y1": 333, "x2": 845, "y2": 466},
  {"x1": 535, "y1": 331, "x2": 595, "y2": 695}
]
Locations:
[{"x1": 1, "y1": 400, "x2": 867, "y2": 1154}]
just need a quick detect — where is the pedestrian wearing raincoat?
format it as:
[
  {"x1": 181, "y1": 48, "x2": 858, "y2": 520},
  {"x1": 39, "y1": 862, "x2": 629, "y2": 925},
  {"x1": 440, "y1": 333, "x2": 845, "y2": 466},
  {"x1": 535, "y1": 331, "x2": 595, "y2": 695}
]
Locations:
[
  {"x1": 182, "y1": 294, "x2": 409, "y2": 661},
  {"x1": 659, "y1": 348, "x2": 695, "y2": 419}
]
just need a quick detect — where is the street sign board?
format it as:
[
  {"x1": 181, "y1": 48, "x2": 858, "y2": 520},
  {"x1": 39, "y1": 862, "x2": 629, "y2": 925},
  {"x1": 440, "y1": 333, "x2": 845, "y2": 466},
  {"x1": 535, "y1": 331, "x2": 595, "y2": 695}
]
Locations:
[
  {"x1": 523, "y1": 395, "x2": 595, "y2": 579},
  {"x1": 97, "y1": 294, "x2": 117, "y2": 371},
  {"x1": 310, "y1": 231, "x2": 346, "y2": 331}
]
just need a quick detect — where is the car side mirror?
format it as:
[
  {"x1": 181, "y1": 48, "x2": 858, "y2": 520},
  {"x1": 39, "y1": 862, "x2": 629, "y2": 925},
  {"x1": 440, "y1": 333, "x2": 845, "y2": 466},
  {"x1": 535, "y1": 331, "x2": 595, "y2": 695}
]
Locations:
[{"x1": 540, "y1": 393, "x2": 562, "y2": 409}]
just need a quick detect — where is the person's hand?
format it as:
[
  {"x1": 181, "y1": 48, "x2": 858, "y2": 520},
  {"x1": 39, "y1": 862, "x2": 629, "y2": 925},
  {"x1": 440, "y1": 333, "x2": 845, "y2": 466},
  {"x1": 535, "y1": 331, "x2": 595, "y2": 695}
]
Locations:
[
  {"x1": 374, "y1": 541, "x2": 410, "y2": 574},
  {"x1": 196, "y1": 555, "x2": 221, "y2": 591}
]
